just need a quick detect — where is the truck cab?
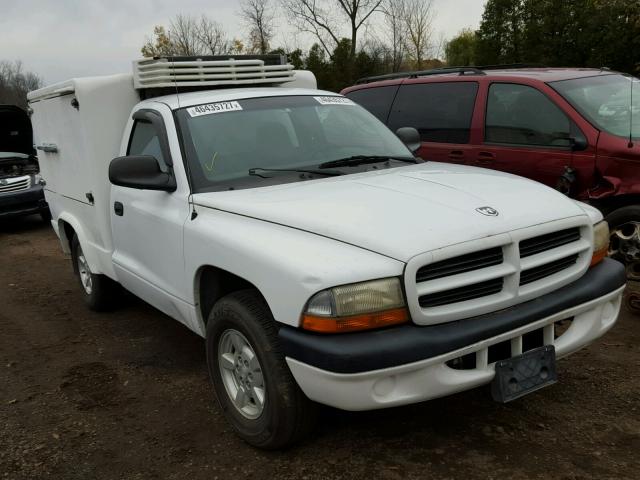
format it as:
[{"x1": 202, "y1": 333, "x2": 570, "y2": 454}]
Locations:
[{"x1": 28, "y1": 57, "x2": 626, "y2": 449}]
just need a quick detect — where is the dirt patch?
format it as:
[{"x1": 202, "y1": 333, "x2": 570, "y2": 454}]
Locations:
[
  {"x1": 60, "y1": 362, "x2": 122, "y2": 410},
  {"x1": 1, "y1": 215, "x2": 639, "y2": 480}
]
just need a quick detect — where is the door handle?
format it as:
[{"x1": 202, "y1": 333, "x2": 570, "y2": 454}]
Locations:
[
  {"x1": 114, "y1": 201, "x2": 124, "y2": 216},
  {"x1": 477, "y1": 151, "x2": 496, "y2": 164},
  {"x1": 448, "y1": 150, "x2": 465, "y2": 160}
]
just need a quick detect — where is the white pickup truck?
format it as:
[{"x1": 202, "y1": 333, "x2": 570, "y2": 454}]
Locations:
[{"x1": 28, "y1": 56, "x2": 626, "y2": 449}]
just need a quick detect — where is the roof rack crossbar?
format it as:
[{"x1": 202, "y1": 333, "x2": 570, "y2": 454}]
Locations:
[{"x1": 355, "y1": 66, "x2": 486, "y2": 84}]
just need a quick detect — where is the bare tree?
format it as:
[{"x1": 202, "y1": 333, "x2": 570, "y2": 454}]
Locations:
[
  {"x1": 169, "y1": 14, "x2": 200, "y2": 56},
  {"x1": 141, "y1": 14, "x2": 231, "y2": 57},
  {"x1": 197, "y1": 16, "x2": 229, "y2": 55},
  {"x1": 0, "y1": 61, "x2": 42, "y2": 110},
  {"x1": 379, "y1": 0, "x2": 406, "y2": 72},
  {"x1": 239, "y1": 0, "x2": 276, "y2": 54},
  {"x1": 402, "y1": 0, "x2": 434, "y2": 69},
  {"x1": 282, "y1": 0, "x2": 384, "y2": 58}
]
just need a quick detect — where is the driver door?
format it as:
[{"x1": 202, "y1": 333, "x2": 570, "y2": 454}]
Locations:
[{"x1": 110, "y1": 105, "x2": 193, "y2": 324}]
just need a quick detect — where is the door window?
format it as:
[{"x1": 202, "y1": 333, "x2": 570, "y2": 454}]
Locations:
[
  {"x1": 345, "y1": 85, "x2": 399, "y2": 123},
  {"x1": 388, "y1": 82, "x2": 479, "y2": 144},
  {"x1": 127, "y1": 120, "x2": 165, "y2": 163},
  {"x1": 486, "y1": 83, "x2": 571, "y2": 148}
]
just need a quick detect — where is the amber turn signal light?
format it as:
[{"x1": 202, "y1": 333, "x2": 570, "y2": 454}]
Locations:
[
  {"x1": 302, "y1": 307, "x2": 409, "y2": 334},
  {"x1": 590, "y1": 247, "x2": 608, "y2": 267},
  {"x1": 590, "y1": 221, "x2": 610, "y2": 267}
]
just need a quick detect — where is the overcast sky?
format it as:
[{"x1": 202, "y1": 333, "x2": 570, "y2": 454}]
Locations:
[{"x1": 0, "y1": 0, "x2": 485, "y2": 86}]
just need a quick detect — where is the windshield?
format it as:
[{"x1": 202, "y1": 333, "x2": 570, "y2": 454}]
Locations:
[
  {"x1": 550, "y1": 74, "x2": 640, "y2": 140},
  {"x1": 176, "y1": 95, "x2": 412, "y2": 192}
]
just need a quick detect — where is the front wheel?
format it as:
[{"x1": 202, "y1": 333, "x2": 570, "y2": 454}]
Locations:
[
  {"x1": 206, "y1": 290, "x2": 317, "y2": 449},
  {"x1": 71, "y1": 234, "x2": 119, "y2": 311}
]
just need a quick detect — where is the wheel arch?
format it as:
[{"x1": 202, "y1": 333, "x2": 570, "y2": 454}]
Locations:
[
  {"x1": 56, "y1": 213, "x2": 103, "y2": 274},
  {"x1": 590, "y1": 194, "x2": 640, "y2": 217},
  {"x1": 194, "y1": 265, "x2": 273, "y2": 328}
]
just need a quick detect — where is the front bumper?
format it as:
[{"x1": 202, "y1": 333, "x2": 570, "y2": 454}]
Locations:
[
  {"x1": 280, "y1": 258, "x2": 626, "y2": 411},
  {"x1": 0, "y1": 184, "x2": 48, "y2": 218}
]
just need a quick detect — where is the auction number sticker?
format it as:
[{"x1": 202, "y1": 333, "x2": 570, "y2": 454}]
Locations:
[
  {"x1": 187, "y1": 101, "x2": 243, "y2": 117},
  {"x1": 314, "y1": 96, "x2": 355, "y2": 106}
]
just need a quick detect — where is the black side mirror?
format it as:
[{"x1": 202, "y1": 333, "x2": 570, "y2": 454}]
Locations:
[
  {"x1": 570, "y1": 136, "x2": 588, "y2": 152},
  {"x1": 395, "y1": 127, "x2": 421, "y2": 153},
  {"x1": 109, "y1": 155, "x2": 177, "y2": 191}
]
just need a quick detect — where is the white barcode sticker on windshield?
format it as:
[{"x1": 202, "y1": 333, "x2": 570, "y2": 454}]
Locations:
[
  {"x1": 187, "y1": 101, "x2": 243, "y2": 117},
  {"x1": 314, "y1": 96, "x2": 355, "y2": 106}
]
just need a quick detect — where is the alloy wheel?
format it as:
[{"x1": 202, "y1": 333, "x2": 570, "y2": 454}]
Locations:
[
  {"x1": 218, "y1": 329, "x2": 266, "y2": 419},
  {"x1": 76, "y1": 247, "x2": 93, "y2": 295}
]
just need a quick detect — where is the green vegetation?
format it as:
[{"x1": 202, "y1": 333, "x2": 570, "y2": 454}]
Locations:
[{"x1": 448, "y1": 0, "x2": 639, "y2": 74}]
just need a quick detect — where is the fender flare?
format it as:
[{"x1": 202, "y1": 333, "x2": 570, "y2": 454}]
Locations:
[{"x1": 57, "y1": 212, "x2": 104, "y2": 275}]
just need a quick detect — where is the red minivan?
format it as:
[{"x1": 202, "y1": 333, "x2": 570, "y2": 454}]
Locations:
[{"x1": 342, "y1": 67, "x2": 640, "y2": 269}]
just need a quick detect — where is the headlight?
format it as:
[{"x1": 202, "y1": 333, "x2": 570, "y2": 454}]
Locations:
[
  {"x1": 301, "y1": 278, "x2": 409, "y2": 333},
  {"x1": 34, "y1": 173, "x2": 42, "y2": 184},
  {"x1": 591, "y1": 221, "x2": 609, "y2": 267}
]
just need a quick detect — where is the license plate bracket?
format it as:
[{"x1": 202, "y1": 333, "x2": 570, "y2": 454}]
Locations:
[{"x1": 491, "y1": 345, "x2": 557, "y2": 403}]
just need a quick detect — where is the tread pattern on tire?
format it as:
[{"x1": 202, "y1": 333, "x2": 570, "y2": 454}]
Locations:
[
  {"x1": 207, "y1": 289, "x2": 317, "y2": 449},
  {"x1": 71, "y1": 234, "x2": 119, "y2": 312}
]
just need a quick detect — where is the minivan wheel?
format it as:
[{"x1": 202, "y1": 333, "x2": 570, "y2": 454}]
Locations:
[
  {"x1": 206, "y1": 290, "x2": 317, "y2": 449},
  {"x1": 71, "y1": 234, "x2": 119, "y2": 311},
  {"x1": 606, "y1": 206, "x2": 640, "y2": 267}
]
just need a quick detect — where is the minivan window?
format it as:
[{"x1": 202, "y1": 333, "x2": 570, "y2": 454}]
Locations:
[
  {"x1": 485, "y1": 83, "x2": 571, "y2": 148},
  {"x1": 345, "y1": 85, "x2": 399, "y2": 122},
  {"x1": 128, "y1": 120, "x2": 165, "y2": 163},
  {"x1": 388, "y1": 82, "x2": 478, "y2": 144},
  {"x1": 550, "y1": 74, "x2": 639, "y2": 140}
]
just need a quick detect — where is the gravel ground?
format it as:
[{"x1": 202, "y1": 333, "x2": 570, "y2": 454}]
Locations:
[{"x1": 1, "y1": 216, "x2": 639, "y2": 480}]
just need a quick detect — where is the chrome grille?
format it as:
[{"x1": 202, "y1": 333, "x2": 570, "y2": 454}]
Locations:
[
  {"x1": 0, "y1": 176, "x2": 31, "y2": 193},
  {"x1": 408, "y1": 219, "x2": 592, "y2": 325}
]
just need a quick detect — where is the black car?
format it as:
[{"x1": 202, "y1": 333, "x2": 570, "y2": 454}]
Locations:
[{"x1": 0, "y1": 105, "x2": 50, "y2": 221}]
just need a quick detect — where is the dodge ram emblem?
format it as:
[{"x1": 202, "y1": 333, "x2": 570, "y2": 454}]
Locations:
[
  {"x1": 476, "y1": 206, "x2": 499, "y2": 217},
  {"x1": 0, "y1": 179, "x2": 7, "y2": 186}
]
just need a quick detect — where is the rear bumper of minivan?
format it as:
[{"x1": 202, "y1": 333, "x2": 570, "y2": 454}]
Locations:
[{"x1": 280, "y1": 258, "x2": 626, "y2": 411}]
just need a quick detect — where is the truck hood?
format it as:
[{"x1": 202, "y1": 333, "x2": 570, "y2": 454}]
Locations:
[
  {"x1": 192, "y1": 163, "x2": 587, "y2": 262},
  {"x1": 0, "y1": 105, "x2": 33, "y2": 156}
]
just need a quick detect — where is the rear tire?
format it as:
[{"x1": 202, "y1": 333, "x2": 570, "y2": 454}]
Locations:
[
  {"x1": 206, "y1": 289, "x2": 317, "y2": 449},
  {"x1": 71, "y1": 234, "x2": 119, "y2": 311}
]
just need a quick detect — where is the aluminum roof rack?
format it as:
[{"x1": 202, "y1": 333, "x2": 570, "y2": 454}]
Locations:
[
  {"x1": 473, "y1": 63, "x2": 546, "y2": 70},
  {"x1": 133, "y1": 55, "x2": 295, "y2": 90},
  {"x1": 355, "y1": 67, "x2": 486, "y2": 85}
]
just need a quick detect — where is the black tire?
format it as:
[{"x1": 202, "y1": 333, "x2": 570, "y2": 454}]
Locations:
[
  {"x1": 71, "y1": 234, "x2": 119, "y2": 311},
  {"x1": 206, "y1": 289, "x2": 317, "y2": 449},
  {"x1": 605, "y1": 205, "x2": 640, "y2": 267}
]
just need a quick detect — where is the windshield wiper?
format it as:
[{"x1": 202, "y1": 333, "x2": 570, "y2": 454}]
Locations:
[
  {"x1": 248, "y1": 167, "x2": 343, "y2": 178},
  {"x1": 318, "y1": 155, "x2": 420, "y2": 169}
]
